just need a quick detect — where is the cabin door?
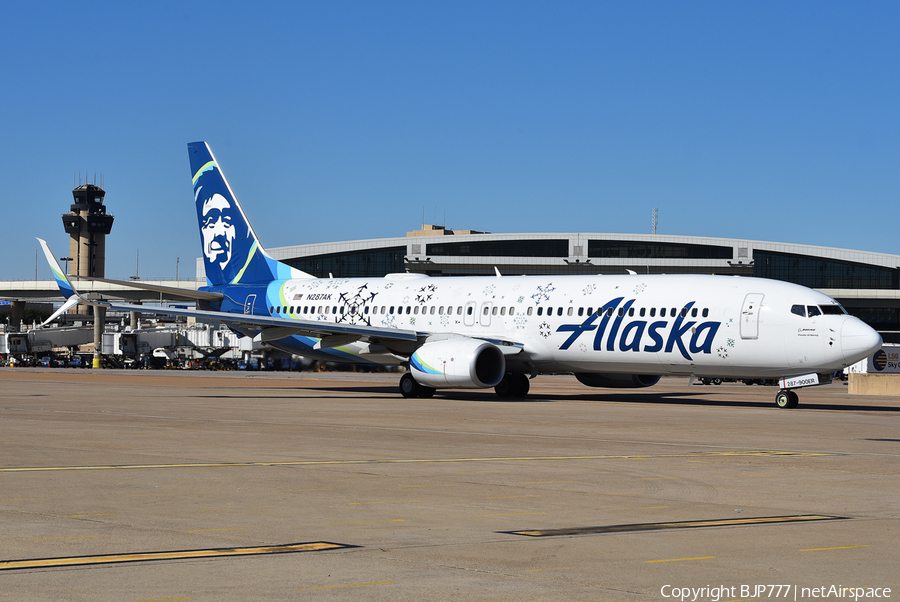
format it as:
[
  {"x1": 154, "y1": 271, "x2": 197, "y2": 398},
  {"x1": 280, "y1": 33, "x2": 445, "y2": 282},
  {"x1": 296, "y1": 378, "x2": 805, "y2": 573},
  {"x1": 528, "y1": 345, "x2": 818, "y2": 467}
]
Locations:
[
  {"x1": 740, "y1": 293, "x2": 764, "y2": 339},
  {"x1": 244, "y1": 294, "x2": 257, "y2": 315}
]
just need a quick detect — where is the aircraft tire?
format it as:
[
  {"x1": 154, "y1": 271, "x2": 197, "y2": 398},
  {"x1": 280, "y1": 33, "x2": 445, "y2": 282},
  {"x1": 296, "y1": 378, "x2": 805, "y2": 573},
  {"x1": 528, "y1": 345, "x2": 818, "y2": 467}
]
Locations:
[
  {"x1": 419, "y1": 386, "x2": 436, "y2": 398},
  {"x1": 788, "y1": 390, "x2": 799, "y2": 408},
  {"x1": 509, "y1": 373, "x2": 530, "y2": 398},
  {"x1": 400, "y1": 373, "x2": 422, "y2": 398},
  {"x1": 775, "y1": 390, "x2": 799, "y2": 409},
  {"x1": 495, "y1": 373, "x2": 530, "y2": 398}
]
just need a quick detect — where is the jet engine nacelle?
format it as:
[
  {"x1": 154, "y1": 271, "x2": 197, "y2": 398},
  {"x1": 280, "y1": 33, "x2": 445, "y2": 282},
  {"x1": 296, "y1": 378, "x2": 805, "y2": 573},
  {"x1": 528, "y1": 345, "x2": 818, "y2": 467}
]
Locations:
[
  {"x1": 575, "y1": 373, "x2": 661, "y2": 389},
  {"x1": 410, "y1": 338, "x2": 506, "y2": 389}
]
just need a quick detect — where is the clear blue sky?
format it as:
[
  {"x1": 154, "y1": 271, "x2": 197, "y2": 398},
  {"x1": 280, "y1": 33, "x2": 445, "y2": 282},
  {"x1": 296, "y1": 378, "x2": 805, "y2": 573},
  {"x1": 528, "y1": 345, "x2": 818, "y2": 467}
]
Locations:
[{"x1": 1, "y1": 1, "x2": 898, "y2": 281}]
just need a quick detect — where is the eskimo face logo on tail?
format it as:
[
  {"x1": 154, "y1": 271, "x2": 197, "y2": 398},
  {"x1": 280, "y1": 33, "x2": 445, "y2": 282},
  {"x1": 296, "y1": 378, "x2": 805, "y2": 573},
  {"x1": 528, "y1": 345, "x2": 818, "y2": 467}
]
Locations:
[
  {"x1": 201, "y1": 193, "x2": 236, "y2": 270},
  {"x1": 556, "y1": 298, "x2": 721, "y2": 361},
  {"x1": 192, "y1": 162, "x2": 260, "y2": 285}
]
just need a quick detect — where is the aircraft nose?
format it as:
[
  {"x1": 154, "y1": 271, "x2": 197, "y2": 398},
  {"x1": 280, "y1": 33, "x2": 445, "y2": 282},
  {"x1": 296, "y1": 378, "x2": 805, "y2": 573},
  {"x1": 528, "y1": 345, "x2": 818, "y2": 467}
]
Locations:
[{"x1": 841, "y1": 317, "x2": 882, "y2": 364}]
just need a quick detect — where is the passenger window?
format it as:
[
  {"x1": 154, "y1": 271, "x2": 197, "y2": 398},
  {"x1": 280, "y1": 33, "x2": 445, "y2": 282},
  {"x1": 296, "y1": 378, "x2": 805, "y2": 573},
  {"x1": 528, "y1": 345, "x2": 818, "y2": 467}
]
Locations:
[
  {"x1": 650, "y1": 308, "x2": 656, "y2": 317},
  {"x1": 509, "y1": 306, "x2": 514, "y2": 315},
  {"x1": 791, "y1": 304, "x2": 806, "y2": 317},
  {"x1": 617, "y1": 308, "x2": 624, "y2": 317},
  {"x1": 557, "y1": 307, "x2": 563, "y2": 316},
  {"x1": 269, "y1": 306, "x2": 275, "y2": 313},
  {"x1": 439, "y1": 306, "x2": 445, "y2": 315},
  {"x1": 492, "y1": 307, "x2": 498, "y2": 316},
  {"x1": 628, "y1": 308, "x2": 634, "y2": 317},
  {"x1": 680, "y1": 308, "x2": 687, "y2": 318},
  {"x1": 547, "y1": 307, "x2": 552, "y2": 316},
  {"x1": 318, "y1": 306, "x2": 323, "y2": 314},
  {"x1": 276, "y1": 307, "x2": 281, "y2": 314},
  {"x1": 578, "y1": 307, "x2": 584, "y2": 317},
  {"x1": 482, "y1": 306, "x2": 488, "y2": 316},
  {"x1": 660, "y1": 308, "x2": 666, "y2": 317},
  {"x1": 587, "y1": 307, "x2": 593, "y2": 315},
  {"x1": 691, "y1": 308, "x2": 697, "y2": 317},
  {"x1": 527, "y1": 307, "x2": 533, "y2": 316},
  {"x1": 671, "y1": 308, "x2": 676, "y2": 316},
  {"x1": 537, "y1": 307, "x2": 543, "y2": 316},
  {"x1": 325, "y1": 306, "x2": 330, "y2": 314},
  {"x1": 607, "y1": 308, "x2": 614, "y2": 317},
  {"x1": 390, "y1": 306, "x2": 395, "y2": 314},
  {"x1": 702, "y1": 308, "x2": 708, "y2": 318},
  {"x1": 500, "y1": 307, "x2": 506, "y2": 316},
  {"x1": 467, "y1": 306, "x2": 473, "y2": 315},
  {"x1": 430, "y1": 306, "x2": 435, "y2": 315},
  {"x1": 407, "y1": 306, "x2": 412, "y2": 314},
  {"x1": 640, "y1": 308, "x2": 646, "y2": 317},
  {"x1": 413, "y1": 306, "x2": 419, "y2": 315},
  {"x1": 458, "y1": 306, "x2": 463, "y2": 315},
  {"x1": 807, "y1": 305, "x2": 821, "y2": 318}
]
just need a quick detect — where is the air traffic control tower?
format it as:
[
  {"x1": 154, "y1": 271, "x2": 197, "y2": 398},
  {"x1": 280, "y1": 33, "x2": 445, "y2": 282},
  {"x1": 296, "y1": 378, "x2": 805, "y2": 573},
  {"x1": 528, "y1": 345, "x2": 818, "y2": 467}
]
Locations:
[
  {"x1": 62, "y1": 183, "x2": 114, "y2": 284},
  {"x1": 61, "y1": 183, "x2": 114, "y2": 368}
]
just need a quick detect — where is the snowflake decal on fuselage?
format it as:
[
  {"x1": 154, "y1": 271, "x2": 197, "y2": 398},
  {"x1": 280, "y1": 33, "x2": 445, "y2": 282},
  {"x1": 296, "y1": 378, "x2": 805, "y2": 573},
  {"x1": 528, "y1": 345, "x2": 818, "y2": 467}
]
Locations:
[
  {"x1": 513, "y1": 314, "x2": 527, "y2": 330},
  {"x1": 538, "y1": 321, "x2": 552, "y2": 338},
  {"x1": 582, "y1": 283, "x2": 596, "y2": 296},
  {"x1": 325, "y1": 278, "x2": 350, "y2": 290},
  {"x1": 717, "y1": 346, "x2": 729, "y2": 359},
  {"x1": 416, "y1": 284, "x2": 437, "y2": 304},
  {"x1": 532, "y1": 283, "x2": 555, "y2": 305},
  {"x1": 336, "y1": 284, "x2": 378, "y2": 326}
]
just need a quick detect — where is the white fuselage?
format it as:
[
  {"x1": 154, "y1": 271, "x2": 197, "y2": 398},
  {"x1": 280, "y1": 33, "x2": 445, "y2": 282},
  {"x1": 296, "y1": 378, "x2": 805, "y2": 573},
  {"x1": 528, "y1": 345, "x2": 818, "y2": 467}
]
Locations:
[{"x1": 254, "y1": 273, "x2": 880, "y2": 379}]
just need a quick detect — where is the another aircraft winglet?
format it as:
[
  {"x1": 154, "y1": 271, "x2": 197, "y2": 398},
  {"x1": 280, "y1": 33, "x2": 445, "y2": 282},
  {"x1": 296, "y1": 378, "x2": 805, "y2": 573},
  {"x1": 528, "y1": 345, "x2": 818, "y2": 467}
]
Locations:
[{"x1": 35, "y1": 238, "x2": 107, "y2": 327}]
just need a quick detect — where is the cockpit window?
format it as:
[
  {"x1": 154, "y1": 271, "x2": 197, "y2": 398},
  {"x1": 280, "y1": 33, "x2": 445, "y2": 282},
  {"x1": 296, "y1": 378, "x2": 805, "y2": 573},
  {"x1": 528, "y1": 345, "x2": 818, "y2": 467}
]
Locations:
[
  {"x1": 791, "y1": 304, "x2": 806, "y2": 317},
  {"x1": 820, "y1": 305, "x2": 847, "y2": 315},
  {"x1": 807, "y1": 305, "x2": 822, "y2": 318}
]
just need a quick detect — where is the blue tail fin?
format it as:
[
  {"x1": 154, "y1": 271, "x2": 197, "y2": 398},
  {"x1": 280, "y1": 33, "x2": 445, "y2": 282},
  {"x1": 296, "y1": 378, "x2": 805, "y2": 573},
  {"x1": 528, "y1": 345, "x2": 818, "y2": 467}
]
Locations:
[{"x1": 188, "y1": 141, "x2": 312, "y2": 286}]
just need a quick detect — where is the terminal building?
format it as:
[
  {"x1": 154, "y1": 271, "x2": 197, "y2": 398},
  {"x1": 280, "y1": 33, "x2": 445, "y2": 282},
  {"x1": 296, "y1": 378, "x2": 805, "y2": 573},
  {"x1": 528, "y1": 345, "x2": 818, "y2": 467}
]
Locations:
[{"x1": 252, "y1": 225, "x2": 900, "y2": 343}]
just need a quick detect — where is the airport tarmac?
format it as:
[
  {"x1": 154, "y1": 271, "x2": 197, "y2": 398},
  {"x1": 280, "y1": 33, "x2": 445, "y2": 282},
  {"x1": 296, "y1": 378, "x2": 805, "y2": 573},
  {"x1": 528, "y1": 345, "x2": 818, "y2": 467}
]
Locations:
[{"x1": 0, "y1": 369, "x2": 897, "y2": 601}]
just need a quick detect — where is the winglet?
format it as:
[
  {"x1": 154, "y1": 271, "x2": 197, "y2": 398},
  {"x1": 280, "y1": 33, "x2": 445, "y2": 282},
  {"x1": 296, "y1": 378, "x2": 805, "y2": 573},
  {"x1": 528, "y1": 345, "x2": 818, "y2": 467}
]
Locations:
[
  {"x1": 37, "y1": 238, "x2": 76, "y2": 299},
  {"x1": 36, "y1": 238, "x2": 106, "y2": 327}
]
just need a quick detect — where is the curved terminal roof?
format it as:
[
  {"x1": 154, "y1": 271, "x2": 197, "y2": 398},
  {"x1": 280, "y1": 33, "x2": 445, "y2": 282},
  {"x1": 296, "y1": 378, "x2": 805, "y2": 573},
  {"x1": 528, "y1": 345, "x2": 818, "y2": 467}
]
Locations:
[{"x1": 267, "y1": 231, "x2": 900, "y2": 300}]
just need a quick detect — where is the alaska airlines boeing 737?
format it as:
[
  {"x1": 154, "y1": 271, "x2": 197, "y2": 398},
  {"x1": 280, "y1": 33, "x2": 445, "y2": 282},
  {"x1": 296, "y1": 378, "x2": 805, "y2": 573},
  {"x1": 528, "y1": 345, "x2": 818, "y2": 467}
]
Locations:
[{"x1": 37, "y1": 141, "x2": 882, "y2": 408}]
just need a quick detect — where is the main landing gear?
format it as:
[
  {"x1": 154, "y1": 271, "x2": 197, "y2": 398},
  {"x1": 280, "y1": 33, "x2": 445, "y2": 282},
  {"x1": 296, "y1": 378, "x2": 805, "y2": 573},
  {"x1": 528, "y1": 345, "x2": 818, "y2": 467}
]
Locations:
[
  {"x1": 494, "y1": 373, "x2": 530, "y2": 398},
  {"x1": 399, "y1": 373, "x2": 435, "y2": 399},
  {"x1": 774, "y1": 389, "x2": 799, "y2": 409}
]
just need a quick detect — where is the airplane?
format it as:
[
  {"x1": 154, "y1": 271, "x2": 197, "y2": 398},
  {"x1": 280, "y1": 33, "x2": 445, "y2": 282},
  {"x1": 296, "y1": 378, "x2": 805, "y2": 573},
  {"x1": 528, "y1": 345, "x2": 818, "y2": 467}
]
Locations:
[{"x1": 36, "y1": 141, "x2": 882, "y2": 408}]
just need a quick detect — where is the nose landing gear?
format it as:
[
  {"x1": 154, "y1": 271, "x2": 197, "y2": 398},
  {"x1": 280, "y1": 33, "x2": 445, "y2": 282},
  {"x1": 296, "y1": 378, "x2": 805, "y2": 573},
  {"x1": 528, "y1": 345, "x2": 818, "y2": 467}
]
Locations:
[{"x1": 774, "y1": 389, "x2": 799, "y2": 409}]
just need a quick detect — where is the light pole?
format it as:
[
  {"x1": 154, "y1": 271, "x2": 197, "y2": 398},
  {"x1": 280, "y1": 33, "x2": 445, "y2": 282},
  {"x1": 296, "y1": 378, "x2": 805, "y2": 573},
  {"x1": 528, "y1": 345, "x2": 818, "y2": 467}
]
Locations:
[{"x1": 59, "y1": 256, "x2": 73, "y2": 274}]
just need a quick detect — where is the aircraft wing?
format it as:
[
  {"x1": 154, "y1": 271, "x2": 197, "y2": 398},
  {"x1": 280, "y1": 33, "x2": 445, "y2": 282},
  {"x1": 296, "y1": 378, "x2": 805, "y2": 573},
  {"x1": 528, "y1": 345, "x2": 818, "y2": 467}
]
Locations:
[
  {"x1": 36, "y1": 238, "x2": 529, "y2": 352},
  {"x1": 96, "y1": 299, "x2": 419, "y2": 344},
  {"x1": 68, "y1": 275, "x2": 224, "y2": 301},
  {"x1": 37, "y1": 238, "x2": 417, "y2": 344}
]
